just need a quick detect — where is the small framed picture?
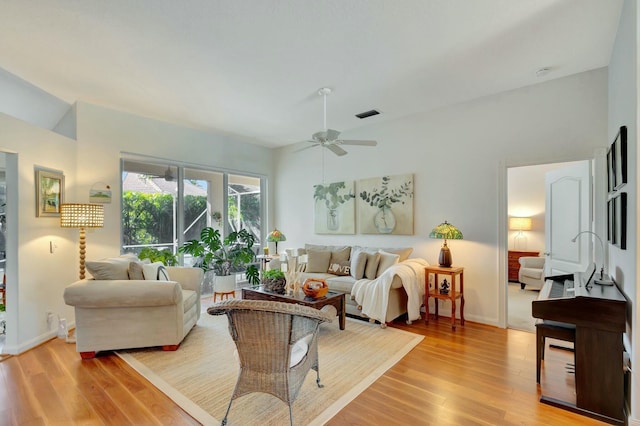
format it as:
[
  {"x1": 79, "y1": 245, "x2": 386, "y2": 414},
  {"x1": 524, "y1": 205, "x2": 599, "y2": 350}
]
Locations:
[
  {"x1": 606, "y1": 144, "x2": 615, "y2": 193},
  {"x1": 614, "y1": 192, "x2": 627, "y2": 250},
  {"x1": 35, "y1": 168, "x2": 65, "y2": 217},
  {"x1": 613, "y1": 126, "x2": 627, "y2": 190}
]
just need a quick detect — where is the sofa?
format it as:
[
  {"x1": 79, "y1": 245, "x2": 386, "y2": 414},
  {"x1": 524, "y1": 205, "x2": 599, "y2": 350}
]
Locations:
[
  {"x1": 63, "y1": 257, "x2": 204, "y2": 359},
  {"x1": 269, "y1": 244, "x2": 427, "y2": 325},
  {"x1": 518, "y1": 256, "x2": 545, "y2": 290}
]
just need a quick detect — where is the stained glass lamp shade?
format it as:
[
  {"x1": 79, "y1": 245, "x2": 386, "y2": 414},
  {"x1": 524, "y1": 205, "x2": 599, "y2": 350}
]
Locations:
[
  {"x1": 267, "y1": 228, "x2": 286, "y2": 255},
  {"x1": 429, "y1": 221, "x2": 463, "y2": 267}
]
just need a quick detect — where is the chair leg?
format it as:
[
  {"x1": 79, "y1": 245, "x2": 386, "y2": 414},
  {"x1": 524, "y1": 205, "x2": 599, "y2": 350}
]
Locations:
[
  {"x1": 289, "y1": 403, "x2": 294, "y2": 426},
  {"x1": 221, "y1": 398, "x2": 233, "y2": 426},
  {"x1": 314, "y1": 366, "x2": 324, "y2": 388}
]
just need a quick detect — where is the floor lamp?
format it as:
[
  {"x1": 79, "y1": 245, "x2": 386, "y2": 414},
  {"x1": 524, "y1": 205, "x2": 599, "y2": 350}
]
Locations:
[{"x1": 60, "y1": 203, "x2": 104, "y2": 279}]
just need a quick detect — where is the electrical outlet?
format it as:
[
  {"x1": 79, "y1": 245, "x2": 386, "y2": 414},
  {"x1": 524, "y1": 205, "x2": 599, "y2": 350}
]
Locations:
[{"x1": 46, "y1": 312, "x2": 54, "y2": 329}]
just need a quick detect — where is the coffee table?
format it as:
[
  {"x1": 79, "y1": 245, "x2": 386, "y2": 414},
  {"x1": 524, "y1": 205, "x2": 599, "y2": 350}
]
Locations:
[{"x1": 241, "y1": 286, "x2": 346, "y2": 330}]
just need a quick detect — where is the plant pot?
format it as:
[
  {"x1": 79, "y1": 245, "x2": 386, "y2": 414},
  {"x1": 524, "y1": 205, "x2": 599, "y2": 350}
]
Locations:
[
  {"x1": 263, "y1": 278, "x2": 286, "y2": 294},
  {"x1": 215, "y1": 274, "x2": 237, "y2": 294}
]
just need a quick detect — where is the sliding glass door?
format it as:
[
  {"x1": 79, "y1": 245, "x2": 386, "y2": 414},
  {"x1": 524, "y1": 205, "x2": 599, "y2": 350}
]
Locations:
[{"x1": 121, "y1": 159, "x2": 265, "y2": 271}]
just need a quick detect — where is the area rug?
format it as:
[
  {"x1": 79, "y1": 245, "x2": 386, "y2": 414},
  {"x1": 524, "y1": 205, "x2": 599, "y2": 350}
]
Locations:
[{"x1": 118, "y1": 313, "x2": 423, "y2": 425}]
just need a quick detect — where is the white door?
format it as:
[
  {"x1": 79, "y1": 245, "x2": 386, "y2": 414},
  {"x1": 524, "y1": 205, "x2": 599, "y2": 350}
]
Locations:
[{"x1": 545, "y1": 161, "x2": 592, "y2": 275}]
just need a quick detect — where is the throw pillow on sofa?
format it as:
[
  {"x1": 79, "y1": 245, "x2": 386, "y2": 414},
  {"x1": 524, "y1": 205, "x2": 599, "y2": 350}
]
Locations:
[
  {"x1": 327, "y1": 260, "x2": 351, "y2": 276},
  {"x1": 376, "y1": 251, "x2": 400, "y2": 277},
  {"x1": 350, "y1": 250, "x2": 368, "y2": 279},
  {"x1": 128, "y1": 261, "x2": 146, "y2": 280},
  {"x1": 364, "y1": 252, "x2": 381, "y2": 279},
  {"x1": 86, "y1": 254, "x2": 139, "y2": 280},
  {"x1": 306, "y1": 249, "x2": 332, "y2": 273},
  {"x1": 142, "y1": 262, "x2": 171, "y2": 281}
]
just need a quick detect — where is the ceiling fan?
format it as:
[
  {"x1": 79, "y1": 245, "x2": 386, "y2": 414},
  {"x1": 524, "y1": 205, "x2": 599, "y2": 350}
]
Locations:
[
  {"x1": 296, "y1": 88, "x2": 377, "y2": 156},
  {"x1": 147, "y1": 166, "x2": 175, "y2": 182}
]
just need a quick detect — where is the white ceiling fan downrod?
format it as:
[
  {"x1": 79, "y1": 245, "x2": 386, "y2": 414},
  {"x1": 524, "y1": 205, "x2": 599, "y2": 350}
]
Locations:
[{"x1": 318, "y1": 87, "x2": 331, "y2": 132}]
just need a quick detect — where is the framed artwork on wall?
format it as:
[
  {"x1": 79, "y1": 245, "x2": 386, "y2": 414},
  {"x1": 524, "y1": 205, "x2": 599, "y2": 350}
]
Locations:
[
  {"x1": 35, "y1": 167, "x2": 65, "y2": 217},
  {"x1": 607, "y1": 197, "x2": 615, "y2": 244},
  {"x1": 613, "y1": 192, "x2": 627, "y2": 250},
  {"x1": 357, "y1": 174, "x2": 414, "y2": 235},
  {"x1": 606, "y1": 144, "x2": 615, "y2": 193},
  {"x1": 613, "y1": 125, "x2": 627, "y2": 191},
  {"x1": 313, "y1": 180, "x2": 355, "y2": 234}
]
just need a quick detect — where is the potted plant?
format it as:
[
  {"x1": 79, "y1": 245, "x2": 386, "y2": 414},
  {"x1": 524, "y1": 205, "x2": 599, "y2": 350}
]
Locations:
[
  {"x1": 138, "y1": 247, "x2": 178, "y2": 266},
  {"x1": 262, "y1": 269, "x2": 286, "y2": 294},
  {"x1": 180, "y1": 227, "x2": 260, "y2": 286}
]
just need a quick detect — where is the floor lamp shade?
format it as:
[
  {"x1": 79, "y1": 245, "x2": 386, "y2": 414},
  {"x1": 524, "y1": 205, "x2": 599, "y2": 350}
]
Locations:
[
  {"x1": 429, "y1": 221, "x2": 463, "y2": 267},
  {"x1": 60, "y1": 203, "x2": 104, "y2": 279}
]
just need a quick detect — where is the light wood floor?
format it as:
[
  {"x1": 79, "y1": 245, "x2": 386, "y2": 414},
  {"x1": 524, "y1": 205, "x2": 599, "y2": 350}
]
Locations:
[{"x1": 0, "y1": 312, "x2": 606, "y2": 425}]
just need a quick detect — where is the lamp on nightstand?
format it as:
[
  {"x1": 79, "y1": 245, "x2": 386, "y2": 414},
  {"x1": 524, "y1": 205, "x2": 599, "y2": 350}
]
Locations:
[
  {"x1": 429, "y1": 221, "x2": 463, "y2": 267},
  {"x1": 509, "y1": 217, "x2": 532, "y2": 250}
]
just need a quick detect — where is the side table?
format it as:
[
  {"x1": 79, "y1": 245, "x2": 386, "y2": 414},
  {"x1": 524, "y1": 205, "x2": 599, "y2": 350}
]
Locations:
[
  {"x1": 424, "y1": 265, "x2": 465, "y2": 329},
  {"x1": 256, "y1": 254, "x2": 277, "y2": 273}
]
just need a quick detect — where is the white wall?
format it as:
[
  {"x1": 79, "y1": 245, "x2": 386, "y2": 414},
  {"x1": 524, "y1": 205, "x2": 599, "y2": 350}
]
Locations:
[
  {"x1": 608, "y1": 0, "x2": 638, "y2": 421},
  {"x1": 274, "y1": 68, "x2": 608, "y2": 326},
  {"x1": 73, "y1": 102, "x2": 274, "y2": 262},
  {"x1": 0, "y1": 101, "x2": 275, "y2": 354},
  {"x1": 0, "y1": 113, "x2": 79, "y2": 353}
]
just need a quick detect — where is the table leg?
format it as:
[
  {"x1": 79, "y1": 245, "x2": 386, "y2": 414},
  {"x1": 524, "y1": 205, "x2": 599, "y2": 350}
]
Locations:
[
  {"x1": 460, "y1": 272, "x2": 465, "y2": 325},
  {"x1": 339, "y1": 298, "x2": 346, "y2": 330},
  {"x1": 424, "y1": 273, "x2": 430, "y2": 325},
  {"x1": 451, "y1": 299, "x2": 457, "y2": 330}
]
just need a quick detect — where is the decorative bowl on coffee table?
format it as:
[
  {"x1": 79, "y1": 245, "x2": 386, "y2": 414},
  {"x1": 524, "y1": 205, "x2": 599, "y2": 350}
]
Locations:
[{"x1": 302, "y1": 278, "x2": 329, "y2": 299}]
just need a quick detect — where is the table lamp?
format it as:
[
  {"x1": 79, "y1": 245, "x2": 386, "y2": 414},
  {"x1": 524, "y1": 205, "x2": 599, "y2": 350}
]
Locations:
[
  {"x1": 267, "y1": 228, "x2": 286, "y2": 255},
  {"x1": 60, "y1": 203, "x2": 104, "y2": 279},
  {"x1": 509, "y1": 217, "x2": 532, "y2": 250},
  {"x1": 429, "y1": 221, "x2": 463, "y2": 267}
]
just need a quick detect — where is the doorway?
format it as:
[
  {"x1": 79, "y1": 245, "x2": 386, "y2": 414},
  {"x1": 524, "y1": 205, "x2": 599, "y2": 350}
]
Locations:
[
  {"x1": 0, "y1": 153, "x2": 6, "y2": 352},
  {"x1": 506, "y1": 160, "x2": 591, "y2": 332}
]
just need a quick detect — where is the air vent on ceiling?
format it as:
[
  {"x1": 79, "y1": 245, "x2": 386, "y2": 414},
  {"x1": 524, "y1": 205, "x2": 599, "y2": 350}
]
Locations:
[{"x1": 355, "y1": 109, "x2": 380, "y2": 119}]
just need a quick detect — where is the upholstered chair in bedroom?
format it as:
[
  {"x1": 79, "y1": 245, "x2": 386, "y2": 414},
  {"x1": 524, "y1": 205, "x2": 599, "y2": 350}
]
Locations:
[
  {"x1": 208, "y1": 299, "x2": 335, "y2": 426},
  {"x1": 518, "y1": 256, "x2": 546, "y2": 290}
]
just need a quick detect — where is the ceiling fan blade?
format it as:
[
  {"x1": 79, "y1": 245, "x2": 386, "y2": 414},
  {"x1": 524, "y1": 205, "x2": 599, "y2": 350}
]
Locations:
[
  {"x1": 325, "y1": 128, "x2": 341, "y2": 141},
  {"x1": 293, "y1": 143, "x2": 320, "y2": 153},
  {"x1": 326, "y1": 144, "x2": 348, "y2": 156},
  {"x1": 338, "y1": 139, "x2": 377, "y2": 146}
]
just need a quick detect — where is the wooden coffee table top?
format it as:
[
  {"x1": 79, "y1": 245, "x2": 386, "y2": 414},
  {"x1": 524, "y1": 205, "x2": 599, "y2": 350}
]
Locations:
[{"x1": 241, "y1": 286, "x2": 346, "y2": 330}]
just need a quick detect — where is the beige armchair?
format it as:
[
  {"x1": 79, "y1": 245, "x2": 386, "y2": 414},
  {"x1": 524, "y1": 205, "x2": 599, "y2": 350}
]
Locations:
[
  {"x1": 64, "y1": 266, "x2": 203, "y2": 359},
  {"x1": 518, "y1": 256, "x2": 546, "y2": 290},
  {"x1": 208, "y1": 299, "x2": 335, "y2": 426}
]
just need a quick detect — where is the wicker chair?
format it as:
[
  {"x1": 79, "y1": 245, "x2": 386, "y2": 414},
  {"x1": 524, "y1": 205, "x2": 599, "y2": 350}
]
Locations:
[{"x1": 207, "y1": 299, "x2": 335, "y2": 426}]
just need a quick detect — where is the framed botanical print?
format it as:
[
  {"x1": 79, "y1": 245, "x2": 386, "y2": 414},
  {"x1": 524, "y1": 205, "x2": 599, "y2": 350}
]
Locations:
[{"x1": 35, "y1": 168, "x2": 65, "y2": 217}]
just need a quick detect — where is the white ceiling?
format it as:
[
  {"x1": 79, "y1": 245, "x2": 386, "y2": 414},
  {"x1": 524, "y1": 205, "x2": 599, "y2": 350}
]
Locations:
[{"x1": 0, "y1": 0, "x2": 623, "y2": 147}]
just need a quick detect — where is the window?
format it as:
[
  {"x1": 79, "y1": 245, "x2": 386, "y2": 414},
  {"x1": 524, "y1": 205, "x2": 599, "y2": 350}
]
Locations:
[{"x1": 121, "y1": 159, "x2": 265, "y2": 269}]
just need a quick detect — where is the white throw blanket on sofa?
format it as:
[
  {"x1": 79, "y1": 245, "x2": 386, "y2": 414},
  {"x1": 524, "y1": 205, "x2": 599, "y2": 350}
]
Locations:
[{"x1": 351, "y1": 258, "x2": 429, "y2": 324}]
